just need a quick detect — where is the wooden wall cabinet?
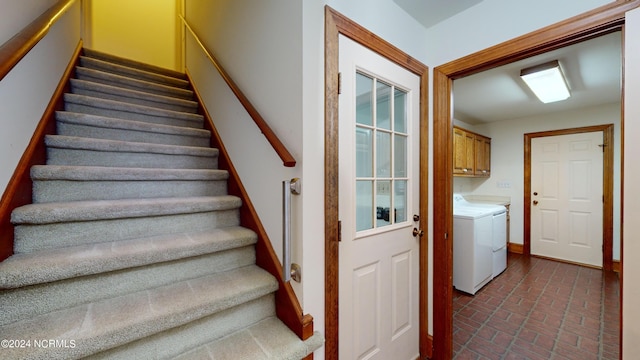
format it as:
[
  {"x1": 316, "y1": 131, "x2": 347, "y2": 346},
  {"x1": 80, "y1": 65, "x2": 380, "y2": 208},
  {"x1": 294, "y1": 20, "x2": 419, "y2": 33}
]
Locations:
[{"x1": 453, "y1": 126, "x2": 491, "y2": 177}]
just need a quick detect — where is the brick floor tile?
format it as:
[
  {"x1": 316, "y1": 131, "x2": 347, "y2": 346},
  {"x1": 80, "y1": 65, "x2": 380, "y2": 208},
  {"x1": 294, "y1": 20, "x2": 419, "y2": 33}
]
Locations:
[{"x1": 453, "y1": 254, "x2": 619, "y2": 359}]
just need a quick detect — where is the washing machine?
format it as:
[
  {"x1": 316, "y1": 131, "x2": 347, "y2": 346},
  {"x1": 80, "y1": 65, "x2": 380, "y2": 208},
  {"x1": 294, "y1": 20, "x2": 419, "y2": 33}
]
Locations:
[{"x1": 453, "y1": 194, "x2": 508, "y2": 294}]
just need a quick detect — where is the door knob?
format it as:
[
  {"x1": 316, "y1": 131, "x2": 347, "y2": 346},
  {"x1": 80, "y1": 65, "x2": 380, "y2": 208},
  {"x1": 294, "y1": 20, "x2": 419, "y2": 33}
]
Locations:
[
  {"x1": 413, "y1": 228, "x2": 424, "y2": 237},
  {"x1": 533, "y1": 200, "x2": 539, "y2": 205}
]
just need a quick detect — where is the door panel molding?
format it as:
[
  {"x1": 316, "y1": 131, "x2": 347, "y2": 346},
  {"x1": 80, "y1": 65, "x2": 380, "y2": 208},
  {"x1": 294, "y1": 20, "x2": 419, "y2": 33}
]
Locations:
[
  {"x1": 325, "y1": 6, "x2": 430, "y2": 360},
  {"x1": 524, "y1": 124, "x2": 614, "y2": 269},
  {"x1": 433, "y1": 1, "x2": 636, "y2": 358}
]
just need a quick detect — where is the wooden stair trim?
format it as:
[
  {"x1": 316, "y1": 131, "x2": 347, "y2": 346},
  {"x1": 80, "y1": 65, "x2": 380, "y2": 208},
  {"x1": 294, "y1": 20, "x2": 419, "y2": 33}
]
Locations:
[
  {"x1": 188, "y1": 71, "x2": 314, "y2": 340},
  {"x1": 0, "y1": 40, "x2": 83, "y2": 262}
]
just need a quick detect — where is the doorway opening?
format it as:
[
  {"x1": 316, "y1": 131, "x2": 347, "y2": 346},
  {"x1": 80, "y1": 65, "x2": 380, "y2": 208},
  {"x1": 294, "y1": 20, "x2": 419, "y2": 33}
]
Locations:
[{"x1": 433, "y1": 2, "x2": 631, "y2": 358}]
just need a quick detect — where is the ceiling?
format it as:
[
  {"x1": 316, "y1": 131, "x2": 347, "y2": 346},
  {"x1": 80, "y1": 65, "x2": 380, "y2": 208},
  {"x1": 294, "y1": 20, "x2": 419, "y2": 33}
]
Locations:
[
  {"x1": 453, "y1": 31, "x2": 622, "y2": 124},
  {"x1": 392, "y1": 1, "x2": 623, "y2": 125}
]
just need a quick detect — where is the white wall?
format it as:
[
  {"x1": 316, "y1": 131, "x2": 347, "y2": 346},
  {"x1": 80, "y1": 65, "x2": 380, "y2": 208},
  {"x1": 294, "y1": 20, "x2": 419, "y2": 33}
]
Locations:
[
  {"x1": 424, "y1": 0, "x2": 612, "y2": 65},
  {"x1": 0, "y1": 1, "x2": 81, "y2": 193},
  {"x1": 623, "y1": 6, "x2": 640, "y2": 358},
  {"x1": 183, "y1": 0, "x2": 302, "y2": 294},
  {"x1": 454, "y1": 103, "x2": 622, "y2": 260},
  {"x1": 89, "y1": 0, "x2": 180, "y2": 71}
]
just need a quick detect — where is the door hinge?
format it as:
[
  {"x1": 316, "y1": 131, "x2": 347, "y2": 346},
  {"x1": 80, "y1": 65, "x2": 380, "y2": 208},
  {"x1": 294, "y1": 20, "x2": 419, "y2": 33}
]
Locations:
[
  {"x1": 444, "y1": 232, "x2": 448, "y2": 240},
  {"x1": 338, "y1": 72, "x2": 342, "y2": 95},
  {"x1": 338, "y1": 220, "x2": 342, "y2": 242}
]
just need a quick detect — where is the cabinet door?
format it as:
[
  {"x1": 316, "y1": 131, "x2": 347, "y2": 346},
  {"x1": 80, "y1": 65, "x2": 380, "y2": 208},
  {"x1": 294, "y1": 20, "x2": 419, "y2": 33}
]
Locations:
[
  {"x1": 453, "y1": 127, "x2": 468, "y2": 174},
  {"x1": 464, "y1": 131, "x2": 475, "y2": 174},
  {"x1": 474, "y1": 135, "x2": 491, "y2": 176}
]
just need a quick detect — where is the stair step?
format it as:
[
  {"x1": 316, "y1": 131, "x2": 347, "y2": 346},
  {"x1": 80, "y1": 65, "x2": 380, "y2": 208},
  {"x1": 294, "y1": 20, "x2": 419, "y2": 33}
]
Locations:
[
  {"x1": 12, "y1": 196, "x2": 242, "y2": 253},
  {"x1": 70, "y1": 79, "x2": 199, "y2": 113},
  {"x1": 83, "y1": 48, "x2": 188, "y2": 80},
  {"x1": 76, "y1": 67, "x2": 194, "y2": 100},
  {"x1": 0, "y1": 227, "x2": 256, "y2": 289},
  {"x1": 32, "y1": 165, "x2": 228, "y2": 203},
  {"x1": 64, "y1": 93, "x2": 204, "y2": 129},
  {"x1": 56, "y1": 111, "x2": 210, "y2": 147},
  {"x1": 0, "y1": 266, "x2": 278, "y2": 359},
  {"x1": 0, "y1": 244, "x2": 257, "y2": 327},
  {"x1": 45, "y1": 135, "x2": 219, "y2": 169},
  {"x1": 93, "y1": 295, "x2": 276, "y2": 360},
  {"x1": 79, "y1": 56, "x2": 190, "y2": 89},
  {"x1": 174, "y1": 317, "x2": 324, "y2": 360},
  {"x1": 1, "y1": 245, "x2": 259, "y2": 328}
]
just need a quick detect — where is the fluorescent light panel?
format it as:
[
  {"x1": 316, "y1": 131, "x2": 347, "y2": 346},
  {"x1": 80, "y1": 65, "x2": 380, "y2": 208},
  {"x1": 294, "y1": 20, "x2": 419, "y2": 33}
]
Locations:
[{"x1": 520, "y1": 60, "x2": 570, "y2": 103}]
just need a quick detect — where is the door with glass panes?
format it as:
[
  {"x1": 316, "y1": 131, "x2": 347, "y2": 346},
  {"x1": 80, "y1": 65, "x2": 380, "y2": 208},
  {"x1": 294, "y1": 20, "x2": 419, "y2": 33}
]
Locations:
[{"x1": 338, "y1": 35, "x2": 420, "y2": 360}]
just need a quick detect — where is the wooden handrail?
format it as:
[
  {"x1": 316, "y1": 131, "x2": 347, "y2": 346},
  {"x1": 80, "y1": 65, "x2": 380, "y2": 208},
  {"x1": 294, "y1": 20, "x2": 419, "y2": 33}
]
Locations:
[
  {"x1": 0, "y1": 0, "x2": 76, "y2": 82},
  {"x1": 179, "y1": 15, "x2": 296, "y2": 167}
]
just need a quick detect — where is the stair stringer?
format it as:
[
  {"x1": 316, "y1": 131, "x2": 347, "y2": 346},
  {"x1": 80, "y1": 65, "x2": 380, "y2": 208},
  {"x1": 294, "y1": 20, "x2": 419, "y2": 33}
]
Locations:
[{"x1": 189, "y1": 74, "x2": 315, "y2": 341}]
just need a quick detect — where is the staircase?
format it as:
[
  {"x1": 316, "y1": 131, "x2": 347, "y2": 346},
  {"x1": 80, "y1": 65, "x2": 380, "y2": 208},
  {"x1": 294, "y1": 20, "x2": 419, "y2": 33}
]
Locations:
[{"x1": 0, "y1": 49, "x2": 322, "y2": 359}]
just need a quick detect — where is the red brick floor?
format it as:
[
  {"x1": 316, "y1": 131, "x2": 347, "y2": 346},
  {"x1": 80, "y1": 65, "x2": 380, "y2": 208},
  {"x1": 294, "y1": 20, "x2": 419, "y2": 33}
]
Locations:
[{"x1": 453, "y1": 253, "x2": 620, "y2": 359}]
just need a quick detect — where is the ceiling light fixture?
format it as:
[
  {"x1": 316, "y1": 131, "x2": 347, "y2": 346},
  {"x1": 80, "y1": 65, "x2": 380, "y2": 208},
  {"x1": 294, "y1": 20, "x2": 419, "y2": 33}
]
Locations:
[{"x1": 520, "y1": 60, "x2": 570, "y2": 103}]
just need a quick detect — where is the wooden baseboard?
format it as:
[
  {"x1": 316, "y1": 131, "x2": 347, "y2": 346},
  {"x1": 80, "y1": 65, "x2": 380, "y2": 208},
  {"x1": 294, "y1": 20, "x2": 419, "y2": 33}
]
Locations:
[
  {"x1": 508, "y1": 243, "x2": 524, "y2": 254},
  {"x1": 0, "y1": 40, "x2": 83, "y2": 262}
]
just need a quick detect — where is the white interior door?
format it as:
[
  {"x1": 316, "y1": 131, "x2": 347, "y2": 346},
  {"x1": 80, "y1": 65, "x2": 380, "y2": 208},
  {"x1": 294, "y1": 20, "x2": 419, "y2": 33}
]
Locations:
[
  {"x1": 338, "y1": 35, "x2": 420, "y2": 360},
  {"x1": 531, "y1": 132, "x2": 603, "y2": 267}
]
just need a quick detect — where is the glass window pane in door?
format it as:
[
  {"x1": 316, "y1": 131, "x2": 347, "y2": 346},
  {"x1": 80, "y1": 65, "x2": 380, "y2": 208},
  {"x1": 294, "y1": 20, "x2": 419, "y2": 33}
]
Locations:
[
  {"x1": 394, "y1": 180, "x2": 407, "y2": 223},
  {"x1": 394, "y1": 134, "x2": 407, "y2": 177},
  {"x1": 356, "y1": 180, "x2": 373, "y2": 231},
  {"x1": 356, "y1": 127, "x2": 373, "y2": 177},
  {"x1": 376, "y1": 180, "x2": 391, "y2": 227},
  {"x1": 376, "y1": 81, "x2": 391, "y2": 130},
  {"x1": 376, "y1": 131, "x2": 391, "y2": 177},
  {"x1": 356, "y1": 73, "x2": 373, "y2": 126},
  {"x1": 394, "y1": 88, "x2": 407, "y2": 133}
]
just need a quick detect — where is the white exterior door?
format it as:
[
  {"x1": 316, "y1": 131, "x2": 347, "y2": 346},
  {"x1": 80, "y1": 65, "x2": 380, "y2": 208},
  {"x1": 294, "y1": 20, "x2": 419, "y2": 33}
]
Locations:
[
  {"x1": 531, "y1": 132, "x2": 604, "y2": 267},
  {"x1": 338, "y1": 35, "x2": 420, "y2": 360}
]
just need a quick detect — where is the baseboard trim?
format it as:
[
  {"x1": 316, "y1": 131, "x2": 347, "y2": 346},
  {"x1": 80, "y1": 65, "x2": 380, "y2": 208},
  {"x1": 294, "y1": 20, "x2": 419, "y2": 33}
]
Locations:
[
  {"x1": 508, "y1": 243, "x2": 524, "y2": 254},
  {"x1": 0, "y1": 40, "x2": 83, "y2": 262}
]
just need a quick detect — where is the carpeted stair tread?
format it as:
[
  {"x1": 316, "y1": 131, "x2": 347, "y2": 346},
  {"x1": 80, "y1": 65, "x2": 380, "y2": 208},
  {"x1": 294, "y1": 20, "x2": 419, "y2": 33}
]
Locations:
[
  {"x1": 56, "y1": 111, "x2": 210, "y2": 147},
  {"x1": 31, "y1": 165, "x2": 229, "y2": 203},
  {"x1": 83, "y1": 48, "x2": 188, "y2": 80},
  {"x1": 0, "y1": 266, "x2": 279, "y2": 359},
  {"x1": 31, "y1": 165, "x2": 228, "y2": 182},
  {"x1": 174, "y1": 317, "x2": 325, "y2": 360},
  {"x1": 0, "y1": 227, "x2": 256, "y2": 289},
  {"x1": 45, "y1": 135, "x2": 217, "y2": 157},
  {"x1": 80, "y1": 56, "x2": 190, "y2": 89},
  {"x1": 11, "y1": 196, "x2": 241, "y2": 225},
  {"x1": 91, "y1": 296, "x2": 276, "y2": 360},
  {"x1": 0, "y1": 246, "x2": 257, "y2": 327},
  {"x1": 75, "y1": 67, "x2": 194, "y2": 100},
  {"x1": 70, "y1": 79, "x2": 199, "y2": 113},
  {"x1": 64, "y1": 93, "x2": 204, "y2": 129}
]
